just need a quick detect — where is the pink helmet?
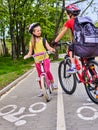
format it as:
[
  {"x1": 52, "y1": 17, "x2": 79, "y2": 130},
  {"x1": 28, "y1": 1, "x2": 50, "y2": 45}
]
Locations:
[{"x1": 65, "y1": 4, "x2": 81, "y2": 15}]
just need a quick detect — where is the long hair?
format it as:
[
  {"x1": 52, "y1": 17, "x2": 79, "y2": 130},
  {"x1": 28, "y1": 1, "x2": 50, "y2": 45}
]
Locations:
[{"x1": 30, "y1": 35, "x2": 36, "y2": 50}]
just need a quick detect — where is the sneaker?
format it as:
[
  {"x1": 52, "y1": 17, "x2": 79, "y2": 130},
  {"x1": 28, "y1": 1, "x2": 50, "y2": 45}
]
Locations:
[
  {"x1": 67, "y1": 68, "x2": 77, "y2": 74},
  {"x1": 38, "y1": 91, "x2": 43, "y2": 97},
  {"x1": 51, "y1": 83, "x2": 58, "y2": 90}
]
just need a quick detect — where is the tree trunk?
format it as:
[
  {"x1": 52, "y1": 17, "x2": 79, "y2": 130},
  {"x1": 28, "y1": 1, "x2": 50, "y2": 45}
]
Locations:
[{"x1": 2, "y1": 31, "x2": 8, "y2": 55}]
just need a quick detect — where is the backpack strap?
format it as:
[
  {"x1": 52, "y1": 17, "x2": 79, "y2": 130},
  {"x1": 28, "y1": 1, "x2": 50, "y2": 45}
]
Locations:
[{"x1": 43, "y1": 38, "x2": 48, "y2": 51}]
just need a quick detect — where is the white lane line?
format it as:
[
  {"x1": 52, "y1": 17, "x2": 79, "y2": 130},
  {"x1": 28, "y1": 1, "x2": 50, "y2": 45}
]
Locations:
[{"x1": 57, "y1": 81, "x2": 66, "y2": 130}]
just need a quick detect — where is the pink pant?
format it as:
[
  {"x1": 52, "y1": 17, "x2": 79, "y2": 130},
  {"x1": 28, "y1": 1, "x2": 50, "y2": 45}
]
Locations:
[{"x1": 35, "y1": 58, "x2": 54, "y2": 83}]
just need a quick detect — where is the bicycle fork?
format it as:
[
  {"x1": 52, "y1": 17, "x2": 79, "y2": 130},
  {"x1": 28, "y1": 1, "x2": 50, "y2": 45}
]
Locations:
[{"x1": 40, "y1": 62, "x2": 50, "y2": 89}]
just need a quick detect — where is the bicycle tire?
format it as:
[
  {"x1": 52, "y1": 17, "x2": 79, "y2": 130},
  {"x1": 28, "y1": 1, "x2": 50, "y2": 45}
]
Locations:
[
  {"x1": 58, "y1": 58, "x2": 77, "y2": 94},
  {"x1": 84, "y1": 60, "x2": 98, "y2": 104},
  {"x1": 41, "y1": 75, "x2": 51, "y2": 102}
]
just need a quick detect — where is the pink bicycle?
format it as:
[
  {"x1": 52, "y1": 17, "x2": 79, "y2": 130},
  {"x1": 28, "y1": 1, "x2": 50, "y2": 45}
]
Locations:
[{"x1": 32, "y1": 51, "x2": 53, "y2": 102}]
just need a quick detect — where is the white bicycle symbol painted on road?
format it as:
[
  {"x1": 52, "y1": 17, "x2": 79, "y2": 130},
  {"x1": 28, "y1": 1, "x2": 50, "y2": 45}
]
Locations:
[
  {"x1": 77, "y1": 100, "x2": 98, "y2": 121},
  {"x1": 0, "y1": 102, "x2": 47, "y2": 126}
]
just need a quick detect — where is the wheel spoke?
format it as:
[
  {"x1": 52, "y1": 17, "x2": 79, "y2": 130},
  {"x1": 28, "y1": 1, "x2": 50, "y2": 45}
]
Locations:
[
  {"x1": 41, "y1": 76, "x2": 51, "y2": 102},
  {"x1": 85, "y1": 60, "x2": 98, "y2": 104}
]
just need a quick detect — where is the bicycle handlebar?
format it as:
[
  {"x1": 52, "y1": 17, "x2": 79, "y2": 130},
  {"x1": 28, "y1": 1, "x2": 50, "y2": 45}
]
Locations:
[
  {"x1": 24, "y1": 51, "x2": 55, "y2": 60},
  {"x1": 32, "y1": 51, "x2": 55, "y2": 58}
]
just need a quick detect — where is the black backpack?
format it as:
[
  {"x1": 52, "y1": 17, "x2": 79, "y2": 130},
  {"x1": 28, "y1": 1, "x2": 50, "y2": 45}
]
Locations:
[{"x1": 73, "y1": 16, "x2": 98, "y2": 57}]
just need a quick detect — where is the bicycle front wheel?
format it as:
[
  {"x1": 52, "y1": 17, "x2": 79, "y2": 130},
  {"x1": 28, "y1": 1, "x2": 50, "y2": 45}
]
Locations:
[
  {"x1": 41, "y1": 75, "x2": 51, "y2": 102},
  {"x1": 58, "y1": 59, "x2": 77, "y2": 94},
  {"x1": 84, "y1": 60, "x2": 98, "y2": 104}
]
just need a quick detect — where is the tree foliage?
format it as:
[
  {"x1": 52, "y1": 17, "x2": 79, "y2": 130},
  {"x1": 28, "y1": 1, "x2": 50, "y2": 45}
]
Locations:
[{"x1": 0, "y1": 0, "x2": 97, "y2": 59}]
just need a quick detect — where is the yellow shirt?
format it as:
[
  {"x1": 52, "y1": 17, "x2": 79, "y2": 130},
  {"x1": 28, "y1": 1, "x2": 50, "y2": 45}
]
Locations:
[{"x1": 29, "y1": 38, "x2": 49, "y2": 62}]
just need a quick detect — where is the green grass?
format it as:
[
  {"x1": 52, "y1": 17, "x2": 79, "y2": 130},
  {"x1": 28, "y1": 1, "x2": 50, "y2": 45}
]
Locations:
[
  {"x1": 0, "y1": 56, "x2": 34, "y2": 90},
  {"x1": 0, "y1": 54, "x2": 64, "y2": 90}
]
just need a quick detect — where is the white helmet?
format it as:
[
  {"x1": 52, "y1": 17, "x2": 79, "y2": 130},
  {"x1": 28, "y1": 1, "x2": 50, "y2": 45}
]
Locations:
[{"x1": 29, "y1": 23, "x2": 40, "y2": 34}]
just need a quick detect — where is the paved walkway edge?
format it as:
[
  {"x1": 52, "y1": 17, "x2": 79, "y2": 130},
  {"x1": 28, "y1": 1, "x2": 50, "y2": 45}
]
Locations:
[{"x1": 0, "y1": 69, "x2": 33, "y2": 96}]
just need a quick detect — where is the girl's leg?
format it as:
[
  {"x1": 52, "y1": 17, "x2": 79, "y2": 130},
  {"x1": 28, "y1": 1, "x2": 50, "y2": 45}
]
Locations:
[
  {"x1": 35, "y1": 63, "x2": 44, "y2": 97},
  {"x1": 69, "y1": 51, "x2": 75, "y2": 65},
  {"x1": 43, "y1": 59, "x2": 54, "y2": 82},
  {"x1": 43, "y1": 59, "x2": 57, "y2": 89},
  {"x1": 67, "y1": 51, "x2": 77, "y2": 73},
  {"x1": 35, "y1": 63, "x2": 42, "y2": 88}
]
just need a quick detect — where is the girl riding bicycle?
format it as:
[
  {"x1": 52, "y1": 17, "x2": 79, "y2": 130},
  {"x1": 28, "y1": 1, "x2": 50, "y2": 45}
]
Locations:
[
  {"x1": 52, "y1": 4, "x2": 81, "y2": 73},
  {"x1": 52, "y1": 4, "x2": 95, "y2": 73},
  {"x1": 24, "y1": 23, "x2": 57, "y2": 97},
  {"x1": 52, "y1": 4, "x2": 98, "y2": 98}
]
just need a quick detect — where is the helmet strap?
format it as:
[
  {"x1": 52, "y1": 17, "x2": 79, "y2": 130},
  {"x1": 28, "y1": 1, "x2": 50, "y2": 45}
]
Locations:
[
  {"x1": 69, "y1": 14, "x2": 73, "y2": 18},
  {"x1": 32, "y1": 33, "x2": 41, "y2": 38}
]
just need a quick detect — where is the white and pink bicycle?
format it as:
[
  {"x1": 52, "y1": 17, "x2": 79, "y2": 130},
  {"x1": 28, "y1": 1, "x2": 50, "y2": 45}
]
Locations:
[{"x1": 31, "y1": 51, "x2": 54, "y2": 102}]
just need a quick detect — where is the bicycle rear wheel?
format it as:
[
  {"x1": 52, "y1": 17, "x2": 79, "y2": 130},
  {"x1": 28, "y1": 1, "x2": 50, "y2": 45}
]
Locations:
[
  {"x1": 84, "y1": 60, "x2": 98, "y2": 104},
  {"x1": 58, "y1": 59, "x2": 77, "y2": 94},
  {"x1": 41, "y1": 75, "x2": 51, "y2": 102}
]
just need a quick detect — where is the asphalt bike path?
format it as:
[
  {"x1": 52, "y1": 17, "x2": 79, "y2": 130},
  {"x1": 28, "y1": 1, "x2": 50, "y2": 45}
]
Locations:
[
  {"x1": 63, "y1": 82, "x2": 98, "y2": 130},
  {"x1": 0, "y1": 62, "x2": 66, "y2": 130},
  {"x1": 59, "y1": 55, "x2": 98, "y2": 130},
  {"x1": 0, "y1": 58, "x2": 98, "y2": 130}
]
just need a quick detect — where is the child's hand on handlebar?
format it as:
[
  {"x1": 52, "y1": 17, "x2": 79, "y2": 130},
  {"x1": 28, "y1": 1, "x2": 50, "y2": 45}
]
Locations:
[
  {"x1": 50, "y1": 41, "x2": 58, "y2": 47},
  {"x1": 49, "y1": 48, "x2": 56, "y2": 54},
  {"x1": 24, "y1": 55, "x2": 31, "y2": 59}
]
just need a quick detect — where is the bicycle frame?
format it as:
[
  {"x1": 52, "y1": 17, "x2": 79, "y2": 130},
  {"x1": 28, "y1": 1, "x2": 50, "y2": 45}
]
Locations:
[
  {"x1": 33, "y1": 51, "x2": 51, "y2": 88},
  {"x1": 67, "y1": 51, "x2": 93, "y2": 85},
  {"x1": 75, "y1": 58, "x2": 95, "y2": 85},
  {"x1": 37, "y1": 61, "x2": 50, "y2": 88}
]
